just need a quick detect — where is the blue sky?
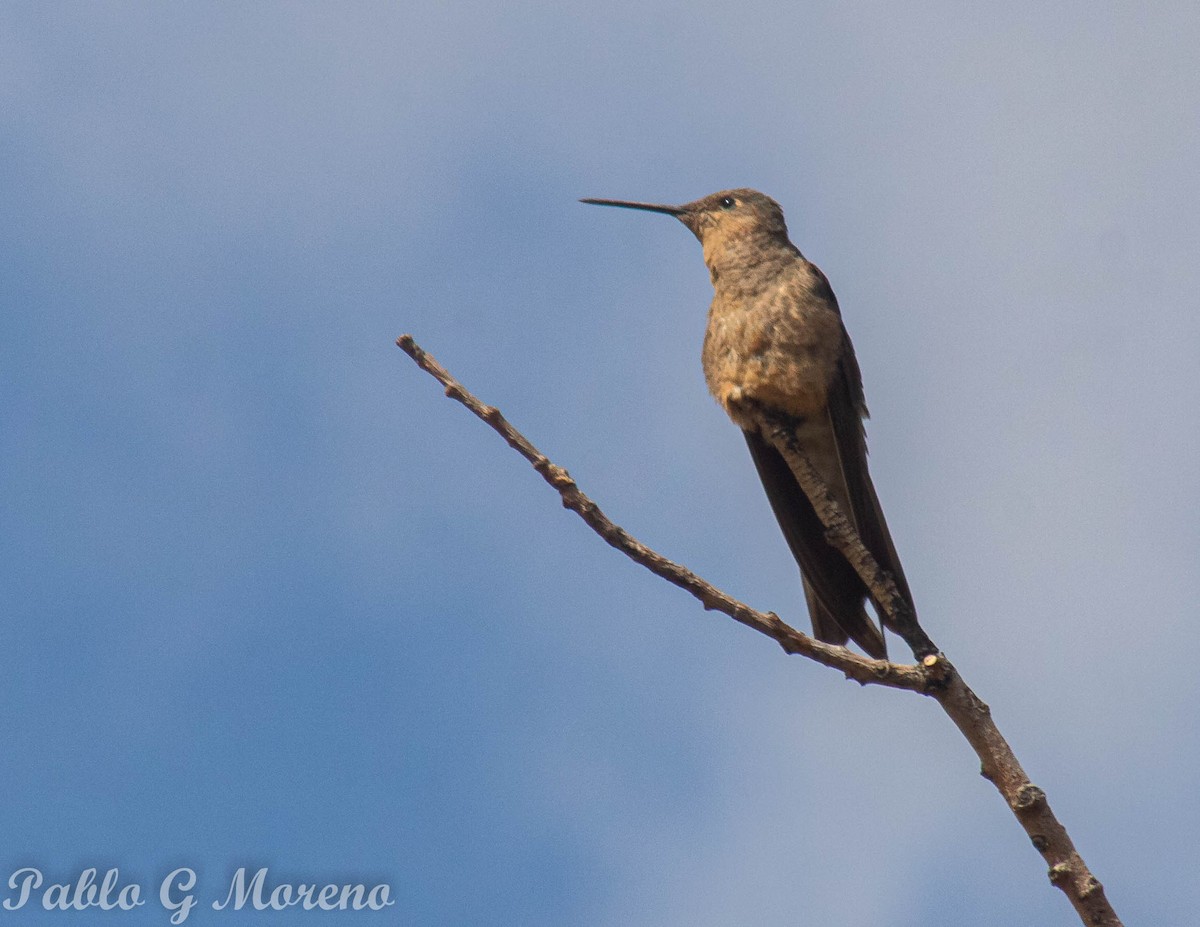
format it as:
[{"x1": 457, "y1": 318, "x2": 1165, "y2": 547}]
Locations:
[{"x1": 2, "y1": 3, "x2": 1198, "y2": 925}]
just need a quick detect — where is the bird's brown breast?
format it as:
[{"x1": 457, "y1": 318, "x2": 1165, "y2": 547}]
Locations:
[{"x1": 701, "y1": 265, "x2": 844, "y2": 430}]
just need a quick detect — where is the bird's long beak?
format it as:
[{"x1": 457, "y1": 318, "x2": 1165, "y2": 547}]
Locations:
[{"x1": 579, "y1": 198, "x2": 684, "y2": 216}]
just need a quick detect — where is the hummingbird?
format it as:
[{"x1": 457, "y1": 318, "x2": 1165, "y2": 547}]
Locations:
[{"x1": 581, "y1": 189, "x2": 916, "y2": 658}]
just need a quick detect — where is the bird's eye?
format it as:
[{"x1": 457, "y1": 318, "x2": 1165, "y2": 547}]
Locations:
[{"x1": 719, "y1": 196, "x2": 736, "y2": 210}]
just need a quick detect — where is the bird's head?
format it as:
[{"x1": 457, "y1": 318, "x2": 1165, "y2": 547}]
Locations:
[{"x1": 581, "y1": 188, "x2": 791, "y2": 278}]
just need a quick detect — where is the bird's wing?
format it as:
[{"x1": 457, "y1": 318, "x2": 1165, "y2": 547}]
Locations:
[
  {"x1": 743, "y1": 428, "x2": 887, "y2": 659},
  {"x1": 826, "y1": 328, "x2": 917, "y2": 634}
]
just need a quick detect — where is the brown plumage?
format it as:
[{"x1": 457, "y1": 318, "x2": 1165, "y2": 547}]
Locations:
[{"x1": 582, "y1": 188, "x2": 915, "y2": 658}]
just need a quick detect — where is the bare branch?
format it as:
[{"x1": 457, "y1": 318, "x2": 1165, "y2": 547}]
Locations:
[
  {"x1": 396, "y1": 334, "x2": 1122, "y2": 927},
  {"x1": 397, "y1": 335, "x2": 920, "y2": 689},
  {"x1": 753, "y1": 407, "x2": 937, "y2": 659}
]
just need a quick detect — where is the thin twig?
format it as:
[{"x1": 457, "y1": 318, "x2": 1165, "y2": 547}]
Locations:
[
  {"x1": 754, "y1": 408, "x2": 937, "y2": 658},
  {"x1": 743, "y1": 407, "x2": 1117, "y2": 923},
  {"x1": 396, "y1": 334, "x2": 1122, "y2": 927},
  {"x1": 396, "y1": 336, "x2": 920, "y2": 690}
]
